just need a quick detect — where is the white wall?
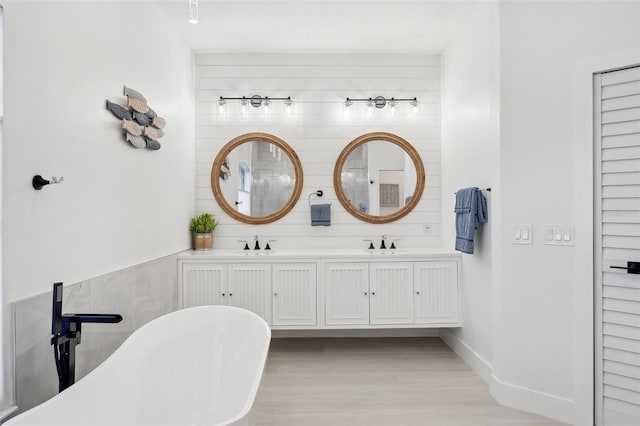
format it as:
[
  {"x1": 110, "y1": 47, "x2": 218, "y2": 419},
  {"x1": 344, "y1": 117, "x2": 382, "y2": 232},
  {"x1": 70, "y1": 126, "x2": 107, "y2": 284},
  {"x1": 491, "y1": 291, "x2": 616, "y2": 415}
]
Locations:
[
  {"x1": 195, "y1": 53, "x2": 442, "y2": 250},
  {"x1": 496, "y1": 1, "x2": 640, "y2": 424},
  {"x1": 1, "y1": 0, "x2": 193, "y2": 407},
  {"x1": 440, "y1": 0, "x2": 499, "y2": 375},
  {"x1": 2, "y1": 0, "x2": 194, "y2": 300}
]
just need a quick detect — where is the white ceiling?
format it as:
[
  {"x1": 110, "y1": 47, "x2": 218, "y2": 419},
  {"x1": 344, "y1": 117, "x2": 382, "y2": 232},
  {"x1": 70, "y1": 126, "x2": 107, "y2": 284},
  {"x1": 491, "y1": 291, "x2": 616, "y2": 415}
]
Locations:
[{"x1": 156, "y1": 0, "x2": 480, "y2": 52}]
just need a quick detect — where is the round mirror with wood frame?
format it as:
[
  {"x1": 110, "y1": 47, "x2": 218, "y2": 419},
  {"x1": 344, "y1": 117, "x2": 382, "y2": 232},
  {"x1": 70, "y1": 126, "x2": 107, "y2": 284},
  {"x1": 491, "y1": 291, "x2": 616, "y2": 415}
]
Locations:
[
  {"x1": 211, "y1": 132, "x2": 303, "y2": 225},
  {"x1": 334, "y1": 132, "x2": 425, "y2": 224}
]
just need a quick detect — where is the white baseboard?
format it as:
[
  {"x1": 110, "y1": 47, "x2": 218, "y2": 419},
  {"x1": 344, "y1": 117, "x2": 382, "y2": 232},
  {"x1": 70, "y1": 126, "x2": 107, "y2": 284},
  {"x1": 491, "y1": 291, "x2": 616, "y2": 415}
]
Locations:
[
  {"x1": 439, "y1": 329, "x2": 494, "y2": 383},
  {"x1": 439, "y1": 329, "x2": 575, "y2": 425},
  {"x1": 490, "y1": 374, "x2": 575, "y2": 425}
]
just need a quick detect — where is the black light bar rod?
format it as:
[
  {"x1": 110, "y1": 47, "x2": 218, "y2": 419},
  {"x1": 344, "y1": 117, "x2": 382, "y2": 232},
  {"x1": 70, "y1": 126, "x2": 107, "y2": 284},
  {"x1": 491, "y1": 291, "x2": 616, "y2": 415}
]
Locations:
[
  {"x1": 346, "y1": 97, "x2": 418, "y2": 102},
  {"x1": 220, "y1": 96, "x2": 291, "y2": 101}
]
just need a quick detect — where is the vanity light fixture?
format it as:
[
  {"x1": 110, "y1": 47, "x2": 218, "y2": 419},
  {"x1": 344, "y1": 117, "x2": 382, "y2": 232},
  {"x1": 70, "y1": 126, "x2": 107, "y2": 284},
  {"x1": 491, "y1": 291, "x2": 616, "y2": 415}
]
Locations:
[
  {"x1": 189, "y1": 0, "x2": 198, "y2": 24},
  {"x1": 219, "y1": 95, "x2": 293, "y2": 109},
  {"x1": 345, "y1": 96, "x2": 418, "y2": 109}
]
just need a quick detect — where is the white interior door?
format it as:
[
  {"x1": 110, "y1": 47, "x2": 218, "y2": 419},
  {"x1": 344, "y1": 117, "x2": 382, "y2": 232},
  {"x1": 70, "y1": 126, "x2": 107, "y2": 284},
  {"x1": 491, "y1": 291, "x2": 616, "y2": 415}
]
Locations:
[{"x1": 595, "y1": 65, "x2": 640, "y2": 426}]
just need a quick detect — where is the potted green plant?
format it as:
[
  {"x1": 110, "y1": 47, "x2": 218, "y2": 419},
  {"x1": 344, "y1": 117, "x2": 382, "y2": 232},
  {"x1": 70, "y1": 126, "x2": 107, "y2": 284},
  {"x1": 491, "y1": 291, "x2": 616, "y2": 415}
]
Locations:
[{"x1": 190, "y1": 213, "x2": 218, "y2": 250}]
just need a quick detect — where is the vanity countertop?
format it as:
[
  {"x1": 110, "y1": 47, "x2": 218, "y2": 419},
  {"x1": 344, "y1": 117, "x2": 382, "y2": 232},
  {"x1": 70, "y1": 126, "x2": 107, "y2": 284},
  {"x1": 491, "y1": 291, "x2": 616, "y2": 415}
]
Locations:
[{"x1": 177, "y1": 248, "x2": 461, "y2": 260}]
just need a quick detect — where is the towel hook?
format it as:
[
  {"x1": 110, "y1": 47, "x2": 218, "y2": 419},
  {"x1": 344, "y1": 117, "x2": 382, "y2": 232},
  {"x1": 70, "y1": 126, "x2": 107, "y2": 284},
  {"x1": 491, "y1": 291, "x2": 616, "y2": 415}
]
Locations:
[
  {"x1": 308, "y1": 190, "x2": 324, "y2": 206},
  {"x1": 33, "y1": 175, "x2": 64, "y2": 190}
]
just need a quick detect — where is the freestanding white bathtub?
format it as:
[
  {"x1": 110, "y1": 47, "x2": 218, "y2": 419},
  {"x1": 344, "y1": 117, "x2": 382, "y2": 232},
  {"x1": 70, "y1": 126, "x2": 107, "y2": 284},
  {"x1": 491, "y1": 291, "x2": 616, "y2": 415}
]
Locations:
[{"x1": 6, "y1": 305, "x2": 271, "y2": 426}]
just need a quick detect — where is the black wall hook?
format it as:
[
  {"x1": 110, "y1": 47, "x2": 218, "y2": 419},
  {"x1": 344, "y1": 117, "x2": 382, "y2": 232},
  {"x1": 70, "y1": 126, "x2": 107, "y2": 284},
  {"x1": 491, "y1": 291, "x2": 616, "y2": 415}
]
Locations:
[
  {"x1": 33, "y1": 175, "x2": 64, "y2": 190},
  {"x1": 32, "y1": 175, "x2": 50, "y2": 190}
]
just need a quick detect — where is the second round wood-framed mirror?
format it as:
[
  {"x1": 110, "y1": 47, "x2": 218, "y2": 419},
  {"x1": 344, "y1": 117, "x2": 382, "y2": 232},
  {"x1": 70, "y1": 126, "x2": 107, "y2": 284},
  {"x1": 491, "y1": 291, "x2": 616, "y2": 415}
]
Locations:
[
  {"x1": 211, "y1": 132, "x2": 303, "y2": 224},
  {"x1": 334, "y1": 132, "x2": 425, "y2": 224}
]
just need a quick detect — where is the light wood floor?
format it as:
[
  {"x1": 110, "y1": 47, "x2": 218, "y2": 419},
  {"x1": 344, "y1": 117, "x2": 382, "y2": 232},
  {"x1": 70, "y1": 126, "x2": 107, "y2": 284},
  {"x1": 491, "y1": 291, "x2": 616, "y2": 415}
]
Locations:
[{"x1": 249, "y1": 337, "x2": 566, "y2": 426}]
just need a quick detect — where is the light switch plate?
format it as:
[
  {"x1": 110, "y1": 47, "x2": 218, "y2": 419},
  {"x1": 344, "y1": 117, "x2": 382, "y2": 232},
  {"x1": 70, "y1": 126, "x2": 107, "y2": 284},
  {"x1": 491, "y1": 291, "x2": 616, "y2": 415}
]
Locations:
[
  {"x1": 513, "y1": 224, "x2": 533, "y2": 244},
  {"x1": 544, "y1": 225, "x2": 574, "y2": 246}
]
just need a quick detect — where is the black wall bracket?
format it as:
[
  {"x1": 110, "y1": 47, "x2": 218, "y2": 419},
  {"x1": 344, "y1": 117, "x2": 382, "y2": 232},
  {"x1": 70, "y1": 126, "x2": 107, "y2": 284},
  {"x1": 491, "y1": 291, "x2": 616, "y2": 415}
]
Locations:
[{"x1": 51, "y1": 282, "x2": 123, "y2": 392}]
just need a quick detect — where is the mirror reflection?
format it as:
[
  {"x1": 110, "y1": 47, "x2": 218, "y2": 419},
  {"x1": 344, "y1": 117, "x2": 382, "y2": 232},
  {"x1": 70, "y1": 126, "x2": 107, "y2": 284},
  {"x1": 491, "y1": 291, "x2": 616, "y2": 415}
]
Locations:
[
  {"x1": 334, "y1": 132, "x2": 425, "y2": 224},
  {"x1": 341, "y1": 141, "x2": 417, "y2": 216},
  {"x1": 211, "y1": 133, "x2": 303, "y2": 224},
  {"x1": 219, "y1": 141, "x2": 295, "y2": 217}
]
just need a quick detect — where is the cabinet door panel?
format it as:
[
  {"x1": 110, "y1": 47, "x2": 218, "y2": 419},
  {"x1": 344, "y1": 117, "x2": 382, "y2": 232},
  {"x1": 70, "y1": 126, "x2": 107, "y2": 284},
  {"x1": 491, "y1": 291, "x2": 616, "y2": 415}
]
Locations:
[
  {"x1": 325, "y1": 263, "x2": 369, "y2": 325},
  {"x1": 182, "y1": 264, "x2": 227, "y2": 308},
  {"x1": 228, "y1": 263, "x2": 272, "y2": 324},
  {"x1": 370, "y1": 262, "x2": 414, "y2": 324},
  {"x1": 414, "y1": 261, "x2": 459, "y2": 324},
  {"x1": 272, "y1": 263, "x2": 317, "y2": 326}
]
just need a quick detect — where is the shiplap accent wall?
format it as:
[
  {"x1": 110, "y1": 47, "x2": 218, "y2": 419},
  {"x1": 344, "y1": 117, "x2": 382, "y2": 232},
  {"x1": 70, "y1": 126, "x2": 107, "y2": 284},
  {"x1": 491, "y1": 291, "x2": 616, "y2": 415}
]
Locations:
[{"x1": 194, "y1": 53, "x2": 441, "y2": 250}]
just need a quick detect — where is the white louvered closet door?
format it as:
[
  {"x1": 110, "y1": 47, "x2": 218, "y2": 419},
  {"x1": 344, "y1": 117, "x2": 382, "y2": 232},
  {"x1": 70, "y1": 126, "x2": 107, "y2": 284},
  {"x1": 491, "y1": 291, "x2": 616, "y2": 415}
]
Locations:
[{"x1": 595, "y1": 65, "x2": 640, "y2": 426}]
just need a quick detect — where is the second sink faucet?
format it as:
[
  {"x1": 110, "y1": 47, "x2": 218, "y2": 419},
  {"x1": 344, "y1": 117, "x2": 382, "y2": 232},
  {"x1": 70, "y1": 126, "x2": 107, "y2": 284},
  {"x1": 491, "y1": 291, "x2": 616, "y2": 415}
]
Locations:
[{"x1": 380, "y1": 235, "x2": 387, "y2": 250}]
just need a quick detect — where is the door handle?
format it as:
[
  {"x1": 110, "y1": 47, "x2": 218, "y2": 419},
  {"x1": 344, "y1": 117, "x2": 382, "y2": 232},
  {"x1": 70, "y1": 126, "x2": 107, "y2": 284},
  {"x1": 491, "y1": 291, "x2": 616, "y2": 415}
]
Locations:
[{"x1": 610, "y1": 261, "x2": 640, "y2": 274}]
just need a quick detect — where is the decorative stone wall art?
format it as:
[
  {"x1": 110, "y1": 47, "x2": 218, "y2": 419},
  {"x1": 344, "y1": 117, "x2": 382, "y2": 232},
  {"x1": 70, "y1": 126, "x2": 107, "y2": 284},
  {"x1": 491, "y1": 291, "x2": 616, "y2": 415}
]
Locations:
[
  {"x1": 105, "y1": 85, "x2": 166, "y2": 150},
  {"x1": 220, "y1": 158, "x2": 230, "y2": 180}
]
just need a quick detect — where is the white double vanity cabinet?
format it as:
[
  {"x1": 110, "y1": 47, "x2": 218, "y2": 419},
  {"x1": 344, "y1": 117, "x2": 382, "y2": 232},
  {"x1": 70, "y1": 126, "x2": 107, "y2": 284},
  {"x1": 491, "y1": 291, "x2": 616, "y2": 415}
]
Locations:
[{"x1": 178, "y1": 250, "x2": 461, "y2": 330}]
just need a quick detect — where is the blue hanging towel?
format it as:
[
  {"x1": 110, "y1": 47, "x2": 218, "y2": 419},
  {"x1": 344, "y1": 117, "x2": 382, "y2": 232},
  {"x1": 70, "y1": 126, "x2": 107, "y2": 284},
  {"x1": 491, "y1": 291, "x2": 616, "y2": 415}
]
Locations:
[
  {"x1": 454, "y1": 187, "x2": 488, "y2": 254},
  {"x1": 310, "y1": 204, "x2": 331, "y2": 226}
]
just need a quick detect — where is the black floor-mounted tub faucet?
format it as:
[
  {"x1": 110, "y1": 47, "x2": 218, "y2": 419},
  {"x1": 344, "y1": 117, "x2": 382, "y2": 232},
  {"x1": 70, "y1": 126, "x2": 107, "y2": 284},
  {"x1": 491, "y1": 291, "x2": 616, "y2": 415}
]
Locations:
[{"x1": 51, "y1": 282, "x2": 123, "y2": 392}]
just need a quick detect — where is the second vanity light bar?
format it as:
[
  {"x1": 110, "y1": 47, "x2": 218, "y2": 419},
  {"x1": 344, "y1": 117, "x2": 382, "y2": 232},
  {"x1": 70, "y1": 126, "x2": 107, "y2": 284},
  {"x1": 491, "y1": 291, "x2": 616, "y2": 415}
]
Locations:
[
  {"x1": 219, "y1": 95, "x2": 293, "y2": 108},
  {"x1": 345, "y1": 96, "x2": 418, "y2": 108}
]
